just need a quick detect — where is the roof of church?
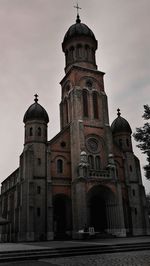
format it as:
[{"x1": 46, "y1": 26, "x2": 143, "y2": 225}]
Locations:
[
  {"x1": 111, "y1": 109, "x2": 132, "y2": 134},
  {"x1": 23, "y1": 95, "x2": 49, "y2": 123},
  {"x1": 63, "y1": 15, "x2": 96, "y2": 44}
]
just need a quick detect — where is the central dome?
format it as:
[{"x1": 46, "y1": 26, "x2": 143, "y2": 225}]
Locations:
[
  {"x1": 63, "y1": 16, "x2": 96, "y2": 44},
  {"x1": 62, "y1": 15, "x2": 98, "y2": 72}
]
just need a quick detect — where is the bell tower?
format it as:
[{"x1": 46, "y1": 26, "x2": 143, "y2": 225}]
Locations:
[
  {"x1": 60, "y1": 14, "x2": 109, "y2": 131},
  {"x1": 60, "y1": 13, "x2": 126, "y2": 238}
]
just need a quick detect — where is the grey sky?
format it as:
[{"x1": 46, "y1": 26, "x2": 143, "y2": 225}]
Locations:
[{"x1": 0, "y1": 0, "x2": 150, "y2": 192}]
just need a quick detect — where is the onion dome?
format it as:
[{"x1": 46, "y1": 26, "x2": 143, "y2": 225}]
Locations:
[
  {"x1": 111, "y1": 109, "x2": 132, "y2": 134},
  {"x1": 63, "y1": 15, "x2": 96, "y2": 44},
  {"x1": 23, "y1": 94, "x2": 49, "y2": 124},
  {"x1": 62, "y1": 14, "x2": 98, "y2": 72},
  {"x1": 62, "y1": 15, "x2": 97, "y2": 51}
]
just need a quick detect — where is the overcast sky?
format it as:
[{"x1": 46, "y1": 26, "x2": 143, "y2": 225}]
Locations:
[{"x1": 0, "y1": 0, "x2": 150, "y2": 193}]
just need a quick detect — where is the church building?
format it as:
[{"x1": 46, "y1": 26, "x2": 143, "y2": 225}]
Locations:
[{"x1": 0, "y1": 13, "x2": 150, "y2": 242}]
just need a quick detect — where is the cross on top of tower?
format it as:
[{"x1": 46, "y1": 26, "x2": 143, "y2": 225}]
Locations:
[
  {"x1": 117, "y1": 108, "x2": 121, "y2": 117},
  {"x1": 74, "y1": 2, "x2": 81, "y2": 23},
  {"x1": 74, "y1": 2, "x2": 81, "y2": 15},
  {"x1": 34, "y1": 93, "x2": 39, "y2": 103}
]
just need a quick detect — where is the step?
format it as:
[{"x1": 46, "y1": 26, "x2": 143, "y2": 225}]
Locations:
[{"x1": 0, "y1": 242, "x2": 150, "y2": 263}]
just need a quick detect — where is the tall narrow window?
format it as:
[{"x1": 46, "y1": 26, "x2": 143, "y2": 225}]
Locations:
[
  {"x1": 77, "y1": 44, "x2": 82, "y2": 58},
  {"x1": 119, "y1": 139, "x2": 123, "y2": 148},
  {"x1": 88, "y1": 155, "x2": 94, "y2": 169},
  {"x1": 65, "y1": 50, "x2": 68, "y2": 65},
  {"x1": 37, "y1": 207, "x2": 41, "y2": 217},
  {"x1": 70, "y1": 46, "x2": 74, "y2": 62},
  {"x1": 95, "y1": 156, "x2": 101, "y2": 170},
  {"x1": 93, "y1": 92, "x2": 98, "y2": 119},
  {"x1": 37, "y1": 158, "x2": 41, "y2": 165},
  {"x1": 126, "y1": 138, "x2": 129, "y2": 147},
  {"x1": 57, "y1": 159, "x2": 63, "y2": 174},
  {"x1": 85, "y1": 45, "x2": 89, "y2": 60},
  {"x1": 29, "y1": 127, "x2": 33, "y2": 136},
  {"x1": 37, "y1": 186, "x2": 41, "y2": 194},
  {"x1": 83, "y1": 90, "x2": 88, "y2": 117},
  {"x1": 130, "y1": 165, "x2": 133, "y2": 172},
  {"x1": 38, "y1": 127, "x2": 41, "y2": 136}
]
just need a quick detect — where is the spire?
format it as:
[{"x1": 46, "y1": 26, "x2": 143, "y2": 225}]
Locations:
[
  {"x1": 34, "y1": 93, "x2": 39, "y2": 103},
  {"x1": 117, "y1": 108, "x2": 121, "y2": 117},
  {"x1": 74, "y1": 2, "x2": 81, "y2": 23}
]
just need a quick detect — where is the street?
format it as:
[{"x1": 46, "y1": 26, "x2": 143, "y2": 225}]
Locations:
[{"x1": 2, "y1": 250, "x2": 150, "y2": 266}]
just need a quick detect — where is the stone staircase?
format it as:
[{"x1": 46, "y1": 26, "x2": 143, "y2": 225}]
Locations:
[{"x1": 1, "y1": 241, "x2": 150, "y2": 263}]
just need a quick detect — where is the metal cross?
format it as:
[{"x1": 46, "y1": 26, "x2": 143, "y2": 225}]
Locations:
[
  {"x1": 34, "y1": 93, "x2": 39, "y2": 103},
  {"x1": 74, "y1": 2, "x2": 81, "y2": 16}
]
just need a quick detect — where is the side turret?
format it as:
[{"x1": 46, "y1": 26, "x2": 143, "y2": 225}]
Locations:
[
  {"x1": 111, "y1": 109, "x2": 132, "y2": 152},
  {"x1": 20, "y1": 95, "x2": 50, "y2": 241},
  {"x1": 23, "y1": 94, "x2": 49, "y2": 145}
]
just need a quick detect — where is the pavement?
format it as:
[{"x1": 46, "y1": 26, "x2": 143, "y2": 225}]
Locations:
[
  {"x1": 1, "y1": 236, "x2": 150, "y2": 266},
  {"x1": 1, "y1": 236, "x2": 150, "y2": 252},
  {"x1": 40, "y1": 251, "x2": 150, "y2": 266}
]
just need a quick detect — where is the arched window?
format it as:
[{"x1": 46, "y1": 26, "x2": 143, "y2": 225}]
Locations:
[
  {"x1": 88, "y1": 155, "x2": 94, "y2": 169},
  {"x1": 37, "y1": 207, "x2": 41, "y2": 217},
  {"x1": 91, "y1": 48, "x2": 95, "y2": 63},
  {"x1": 37, "y1": 186, "x2": 41, "y2": 194},
  {"x1": 77, "y1": 44, "x2": 82, "y2": 58},
  {"x1": 86, "y1": 79, "x2": 92, "y2": 89},
  {"x1": 93, "y1": 92, "x2": 99, "y2": 119},
  {"x1": 132, "y1": 189, "x2": 135, "y2": 196},
  {"x1": 37, "y1": 158, "x2": 41, "y2": 165},
  {"x1": 38, "y1": 127, "x2": 41, "y2": 136},
  {"x1": 29, "y1": 127, "x2": 33, "y2": 136},
  {"x1": 129, "y1": 165, "x2": 133, "y2": 172},
  {"x1": 45, "y1": 128, "x2": 47, "y2": 137},
  {"x1": 85, "y1": 45, "x2": 89, "y2": 60},
  {"x1": 119, "y1": 139, "x2": 122, "y2": 148},
  {"x1": 57, "y1": 159, "x2": 63, "y2": 174},
  {"x1": 69, "y1": 46, "x2": 74, "y2": 62},
  {"x1": 95, "y1": 156, "x2": 101, "y2": 170},
  {"x1": 83, "y1": 90, "x2": 88, "y2": 117},
  {"x1": 126, "y1": 138, "x2": 129, "y2": 147},
  {"x1": 65, "y1": 50, "x2": 68, "y2": 65}
]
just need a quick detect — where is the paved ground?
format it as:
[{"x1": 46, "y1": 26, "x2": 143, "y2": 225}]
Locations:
[
  {"x1": 1, "y1": 236, "x2": 150, "y2": 251},
  {"x1": 1, "y1": 250, "x2": 150, "y2": 266},
  {"x1": 1, "y1": 262, "x2": 56, "y2": 266},
  {"x1": 1, "y1": 237, "x2": 150, "y2": 265},
  {"x1": 42, "y1": 251, "x2": 150, "y2": 266}
]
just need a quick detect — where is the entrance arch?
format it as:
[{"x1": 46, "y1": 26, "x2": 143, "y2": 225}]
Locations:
[
  {"x1": 53, "y1": 194, "x2": 72, "y2": 239},
  {"x1": 87, "y1": 185, "x2": 116, "y2": 233}
]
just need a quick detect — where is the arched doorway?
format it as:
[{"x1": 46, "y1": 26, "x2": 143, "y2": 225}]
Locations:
[
  {"x1": 53, "y1": 194, "x2": 72, "y2": 239},
  {"x1": 90, "y1": 194, "x2": 107, "y2": 231},
  {"x1": 87, "y1": 185, "x2": 116, "y2": 234}
]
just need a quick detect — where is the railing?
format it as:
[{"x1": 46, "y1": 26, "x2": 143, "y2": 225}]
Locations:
[{"x1": 89, "y1": 169, "x2": 111, "y2": 178}]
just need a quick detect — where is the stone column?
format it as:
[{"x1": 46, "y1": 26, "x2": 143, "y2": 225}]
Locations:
[
  {"x1": 72, "y1": 178, "x2": 88, "y2": 239},
  {"x1": 46, "y1": 147, "x2": 54, "y2": 240},
  {"x1": 115, "y1": 183, "x2": 126, "y2": 237}
]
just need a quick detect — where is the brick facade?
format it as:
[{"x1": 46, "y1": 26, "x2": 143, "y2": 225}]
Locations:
[{"x1": 0, "y1": 16, "x2": 150, "y2": 242}]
